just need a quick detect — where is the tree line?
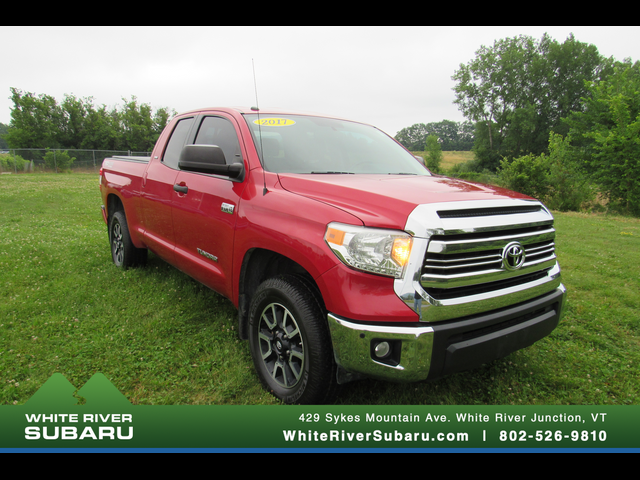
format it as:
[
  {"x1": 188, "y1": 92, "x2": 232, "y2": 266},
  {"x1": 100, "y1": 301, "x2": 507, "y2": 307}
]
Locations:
[
  {"x1": 397, "y1": 33, "x2": 639, "y2": 216},
  {"x1": 395, "y1": 119, "x2": 474, "y2": 151},
  {"x1": 1, "y1": 88, "x2": 175, "y2": 152}
]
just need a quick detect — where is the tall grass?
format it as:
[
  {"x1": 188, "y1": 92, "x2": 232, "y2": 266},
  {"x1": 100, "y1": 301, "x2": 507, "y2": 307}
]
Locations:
[
  {"x1": 1, "y1": 174, "x2": 638, "y2": 405},
  {"x1": 413, "y1": 150, "x2": 475, "y2": 173}
]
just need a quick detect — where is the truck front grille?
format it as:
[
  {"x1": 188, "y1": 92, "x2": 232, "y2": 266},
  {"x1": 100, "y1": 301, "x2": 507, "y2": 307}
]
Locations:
[{"x1": 420, "y1": 214, "x2": 557, "y2": 297}]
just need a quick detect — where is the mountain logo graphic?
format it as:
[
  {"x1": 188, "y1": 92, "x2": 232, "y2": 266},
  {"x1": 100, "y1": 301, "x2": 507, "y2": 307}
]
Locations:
[{"x1": 25, "y1": 373, "x2": 131, "y2": 408}]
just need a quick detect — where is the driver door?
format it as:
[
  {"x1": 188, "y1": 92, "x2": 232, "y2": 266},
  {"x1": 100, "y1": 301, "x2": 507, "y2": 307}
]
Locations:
[{"x1": 171, "y1": 114, "x2": 247, "y2": 299}]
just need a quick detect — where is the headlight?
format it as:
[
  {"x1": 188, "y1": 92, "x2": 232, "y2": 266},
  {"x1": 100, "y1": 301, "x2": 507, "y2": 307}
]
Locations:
[{"x1": 325, "y1": 223, "x2": 413, "y2": 279}]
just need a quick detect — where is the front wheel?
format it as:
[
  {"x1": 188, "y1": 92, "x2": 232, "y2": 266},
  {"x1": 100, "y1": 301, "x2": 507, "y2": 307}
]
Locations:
[{"x1": 248, "y1": 275, "x2": 339, "y2": 404}]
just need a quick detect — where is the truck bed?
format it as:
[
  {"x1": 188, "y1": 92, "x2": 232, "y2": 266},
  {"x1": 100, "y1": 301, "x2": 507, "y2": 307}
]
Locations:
[{"x1": 109, "y1": 156, "x2": 151, "y2": 163}]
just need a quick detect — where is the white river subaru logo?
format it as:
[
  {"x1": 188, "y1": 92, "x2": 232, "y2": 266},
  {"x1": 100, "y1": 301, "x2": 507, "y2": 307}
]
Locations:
[{"x1": 502, "y1": 241, "x2": 525, "y2": 271}]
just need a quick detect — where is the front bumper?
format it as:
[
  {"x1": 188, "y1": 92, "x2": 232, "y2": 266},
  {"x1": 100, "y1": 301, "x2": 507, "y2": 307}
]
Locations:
[{"x1": 327, "y1": 284, "x2": 566, "y2": 383}]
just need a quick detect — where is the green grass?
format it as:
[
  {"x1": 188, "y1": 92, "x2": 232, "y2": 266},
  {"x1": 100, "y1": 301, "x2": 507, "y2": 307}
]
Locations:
[
  {"x1": 440, "y1": 150, "x2": 475, "y2": 171},
  {"x1": 1, "y1": 174, "x2": 638, "y2": 406},
  {"x1": 412, "y1": 150, "x2": 475, "y2": 172}
]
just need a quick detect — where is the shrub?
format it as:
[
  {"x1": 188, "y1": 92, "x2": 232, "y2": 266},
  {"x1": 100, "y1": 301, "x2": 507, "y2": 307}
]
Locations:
[
  {"x1": 43, "y1": 149, "x2": 75, "y2": 172},
  {"x1": 0, "y1": 153, "x2": 29, "y2": 172},
  {"x1": 447, "y1": 159, "x2": 498, "y2": 185},
  {"x1": 498, "y1": 153, "x2": 551, "y2": 201},
  {"x1": 544, "y1": 133, "x2": 595, "y2": 211},
  {"x1": 497, "y1": 133, "x2": 596, "y2": 211}
]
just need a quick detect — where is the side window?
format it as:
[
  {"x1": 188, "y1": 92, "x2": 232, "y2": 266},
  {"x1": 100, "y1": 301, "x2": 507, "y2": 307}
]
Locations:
[
  {"x1": 162, "y1": 117, "x2": 194, "y2": 169},
  {"x1": 194, "y1": 116, "x2": 242, "y2": 165}
]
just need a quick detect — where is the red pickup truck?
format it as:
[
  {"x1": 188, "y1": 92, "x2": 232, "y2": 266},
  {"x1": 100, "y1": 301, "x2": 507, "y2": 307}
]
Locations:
[{"x1": 99, "y1": 107, "x2": 566, "y2": 404}]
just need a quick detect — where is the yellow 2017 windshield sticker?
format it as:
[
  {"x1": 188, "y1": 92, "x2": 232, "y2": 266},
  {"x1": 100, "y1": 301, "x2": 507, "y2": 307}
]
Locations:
[{"x1": 253, "y1": 118, "x2": 296, "y2": 127}]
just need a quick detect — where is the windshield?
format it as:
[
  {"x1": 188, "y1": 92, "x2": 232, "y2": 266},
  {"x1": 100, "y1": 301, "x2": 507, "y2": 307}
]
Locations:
[{"x1": 243, "y1": 114, "x2": 429, "y2": 176}]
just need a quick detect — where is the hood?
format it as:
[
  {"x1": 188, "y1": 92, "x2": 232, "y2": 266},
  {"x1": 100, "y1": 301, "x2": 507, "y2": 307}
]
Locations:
[{"x1": 277, "y1": 173, "x2": 532, "y2": 229}]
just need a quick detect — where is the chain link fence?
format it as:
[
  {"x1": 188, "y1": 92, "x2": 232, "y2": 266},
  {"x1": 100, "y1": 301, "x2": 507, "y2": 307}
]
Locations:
[{"x1": 0, "y1": 148, "x2": 151, "y2": 174}]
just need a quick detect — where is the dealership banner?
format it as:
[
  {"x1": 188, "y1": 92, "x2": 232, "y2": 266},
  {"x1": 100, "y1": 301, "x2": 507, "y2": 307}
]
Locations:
[{"x1": 1, "y1": 373, "x2": 638, "y2": 452}]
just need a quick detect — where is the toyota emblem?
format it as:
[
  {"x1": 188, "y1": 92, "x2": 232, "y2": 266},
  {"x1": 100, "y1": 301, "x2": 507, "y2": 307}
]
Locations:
[{"x1": 502, "y1": 241, "x2": 525, "y2": 271}]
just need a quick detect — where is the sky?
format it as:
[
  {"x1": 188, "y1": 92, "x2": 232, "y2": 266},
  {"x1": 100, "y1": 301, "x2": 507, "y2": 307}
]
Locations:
[{"x1": 1, "y1": 26, "x2": 639, "y2": 137}]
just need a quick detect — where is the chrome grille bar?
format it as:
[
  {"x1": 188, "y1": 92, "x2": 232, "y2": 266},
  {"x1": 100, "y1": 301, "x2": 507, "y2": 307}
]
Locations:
[{"x1": 422, "y1": 227, "x2": 557, "y2": 290}]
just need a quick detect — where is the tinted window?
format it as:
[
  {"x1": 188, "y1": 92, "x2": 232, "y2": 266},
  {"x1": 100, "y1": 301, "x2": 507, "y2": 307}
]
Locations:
[
  {"x1": 243, "y1": 114, "x2": 428, "y2": 175},
  {"x1": 194, "y1": 116, "x2": 242, "y2": 165},
  {"x1": 162, "y1": 117, "x2": 194, "y2": 169}
]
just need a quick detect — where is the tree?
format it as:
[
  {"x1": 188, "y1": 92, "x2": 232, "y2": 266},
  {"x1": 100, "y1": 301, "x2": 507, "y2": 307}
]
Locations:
[
  {"x1": 456, "y1": 121, "x2": 475, "y2": 150},
  {"x1": 59, "y1": 94, "x2": 95, "y2": 149},
  {"x1": 79, "y1": 104, "x2": 120, "y2": 150},
  {"x1": 0, "y1": 122, "x2": 9, "y2": 149},
  {"x1": 4, "y1": 88, "x2": 64, "y2": 148},
  {"x1": 5, "y1": 88, "x2": 175, "y2": 152},
  {"x1": 395, "y1": 120, "x2": 474, "y2": 151},
  {"x1": 452, "y1": 33, "x2": 612, "y2": 171},
  {"x1": 118, "y1": 96, "x2": 173, "y2": 152},
  {"x1": 425, "y1": 135, "x2": 443, "y2": 173},
  {"x1": 120, "y1": 96, "x2": 153, "y2": 151},
  {"x1": 565, "y1": 59, "x2": 640, "y2": 214},
  {"x1": 423, "y1": 120, "x2": 474, "y2": 150},
  {"x1": 394, "y1": 123, "x2": 429, "y2": 151}
]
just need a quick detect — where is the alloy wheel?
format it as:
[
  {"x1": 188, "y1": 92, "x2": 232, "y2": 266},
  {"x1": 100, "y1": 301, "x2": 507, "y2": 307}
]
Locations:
[{"x1": 257, "y1": 302, "x2": 305, "y2": 389}]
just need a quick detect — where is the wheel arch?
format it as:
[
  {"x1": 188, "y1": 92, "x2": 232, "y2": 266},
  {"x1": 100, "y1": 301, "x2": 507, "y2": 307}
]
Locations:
[
  {"x1": 105, "y1": 192, "x2": 147, "y2": 250},
  {"x1": 237, "y1": 248, "x2": 325, "y2": 340},
  {"x1": 105, "y1": 193, "x2": 124, "y2": 223}
]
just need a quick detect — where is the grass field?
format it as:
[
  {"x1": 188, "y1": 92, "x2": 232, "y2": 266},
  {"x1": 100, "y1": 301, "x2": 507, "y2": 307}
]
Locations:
[
  {"x1": 440, "y1": 150, "x2": 475, "y2": 171},
  {"x1": 413, "y1": 150, "x2": 475, "y2": 173},
  {"x1": 1, "y1": 173, "x2": 638, "y2": 406}
]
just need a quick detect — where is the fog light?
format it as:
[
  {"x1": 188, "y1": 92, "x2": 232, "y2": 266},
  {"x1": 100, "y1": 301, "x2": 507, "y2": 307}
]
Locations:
[{"x1": 374, "y1": 341, "x2": 391, "y2": 358}]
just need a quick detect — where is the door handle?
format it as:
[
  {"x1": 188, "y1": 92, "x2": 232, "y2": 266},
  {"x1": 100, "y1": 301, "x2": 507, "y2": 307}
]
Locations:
[{"x1": 173, "y1": 183, "x2": 188, "y2": 194}]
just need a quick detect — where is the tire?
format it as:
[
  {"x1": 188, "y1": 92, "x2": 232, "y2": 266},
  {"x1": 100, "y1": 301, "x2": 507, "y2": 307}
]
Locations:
[
  {"x1": 109, "y1": 210, "x2": 147, "y2": 269},
  {"x1": 248, "y1": 275, "x2": 339, "y2": 404}
]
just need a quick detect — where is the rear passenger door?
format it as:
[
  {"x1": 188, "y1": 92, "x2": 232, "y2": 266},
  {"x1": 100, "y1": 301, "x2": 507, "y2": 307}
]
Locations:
[
  {"x1": 171, "y1": 114, "x2": 247, "y2": 299},
  {"x1": 141, "y1": 115, "x2": 195, "y2": 264}
]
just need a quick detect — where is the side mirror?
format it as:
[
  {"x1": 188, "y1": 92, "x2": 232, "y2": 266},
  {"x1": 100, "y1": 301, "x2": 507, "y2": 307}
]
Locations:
[
  {"x1": 414, "y1": 155, "x2": 425, "y2": 166},
  {"x1": 178, "y1": 144, "x2": 244, "y2": 179}
]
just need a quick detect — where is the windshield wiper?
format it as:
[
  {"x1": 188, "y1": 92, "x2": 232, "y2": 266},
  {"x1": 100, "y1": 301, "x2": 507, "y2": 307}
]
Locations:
[{"x1": 310, "y1": 171, "x2": 354, "y2": 174}]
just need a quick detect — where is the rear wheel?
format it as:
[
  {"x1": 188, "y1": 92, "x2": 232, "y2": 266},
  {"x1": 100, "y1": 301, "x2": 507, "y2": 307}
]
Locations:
[
  {"x1": 248, "y1": 275, "x2": 338, "y2": 404},
  {"x1": 109, "y1": 210, "x2": 147, "y2": 269}
]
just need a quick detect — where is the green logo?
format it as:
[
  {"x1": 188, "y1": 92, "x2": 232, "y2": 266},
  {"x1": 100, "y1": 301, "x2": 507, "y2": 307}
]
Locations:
[
  {"x1": 21, "y1": 373, "x2": 134, "y2": 442},
  {"x1": 25, "y1": 373, "x2": 131, "y2": 408}
]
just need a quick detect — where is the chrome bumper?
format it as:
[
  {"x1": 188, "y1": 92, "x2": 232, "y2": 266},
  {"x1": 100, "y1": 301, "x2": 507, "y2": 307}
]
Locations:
[
  {"x1": 328, "y1": 314, "x2": 435, "y2": 383},
  {"x1": 328, "y1": 284, "x2": 566, "y2": 383}
]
